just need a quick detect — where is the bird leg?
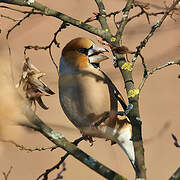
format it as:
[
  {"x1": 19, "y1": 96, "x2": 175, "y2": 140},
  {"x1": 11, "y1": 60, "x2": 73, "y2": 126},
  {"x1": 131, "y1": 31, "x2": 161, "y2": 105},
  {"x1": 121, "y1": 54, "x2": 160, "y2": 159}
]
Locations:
[
  {"x1": 94, "y1": 112, "x2": 109, "y2": 127},
  {"x1": 124, "y1": 103, "x2": 133, "y2": 115},
  {"x1": 117, "y1": 103, "x2": 133, "y2": 119},
  {"x1": 81, "y1": 134, "x2": 95, "y2": 146},
  {"x1": 80, "y1": 112, "x2": 111, "y2": 146}
]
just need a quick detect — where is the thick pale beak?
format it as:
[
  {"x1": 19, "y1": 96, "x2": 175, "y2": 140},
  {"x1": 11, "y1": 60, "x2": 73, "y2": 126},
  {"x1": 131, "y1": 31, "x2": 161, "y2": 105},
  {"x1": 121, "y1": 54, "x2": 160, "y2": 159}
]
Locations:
[{"x1": 88, "y1": 44, "x2": 109, "y2": 64}]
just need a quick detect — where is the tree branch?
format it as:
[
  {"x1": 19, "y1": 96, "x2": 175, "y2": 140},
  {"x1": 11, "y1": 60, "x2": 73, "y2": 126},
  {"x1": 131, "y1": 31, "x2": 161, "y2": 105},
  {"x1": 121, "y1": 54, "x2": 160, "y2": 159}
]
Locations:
[
  {"x1": 169, "y1": 167, "x2": 180, "y2": 180},
  {"x1": 171, "y1": 133, "x2": 180, "y2": 148},
  {"x1": 0, "y1": 5, "x2": 44, "y2": 14},
  {"x1": 115, "y1": 0, "x2": 134, "y2": 44},
  {"x1": 138, "y1": 59, "x2": 180, "y2": 92},
  {"x1": 112, "y1": 2, "x2": 146, "y2": 178},
  {"x1": 94, "y1": 0, "x2": 110, "y2": 32},
  {"x1": 2, "y1": 166, "x2": 13, "y2": 180},
  {"x1": 132, "y1": 0, "x2": 180, "y2": 63},
  {"x1": 37, "y1": 137, "x2": 84, "y2": 180},
  {"x1": 24, "y1": 108, "x2": 128, "y2": 180},
  {"x1": 0, "y1": 0, "x2": 113, "y2": 41},
  {"x1": 115, "y1": 54, "x2": 146, "y2": 179},
  {"x1": 0, "y1": 138, "x2": 58, "y2": 152},
  {"x1": 0, "y1": 13, "x2": 21, "y2": 21},
  {"x1": 6, "y1": 8, "x2": 34, "y2": 40},
  {"x1": 24, "y1": 21, "x2": 70, "y2": 74}
]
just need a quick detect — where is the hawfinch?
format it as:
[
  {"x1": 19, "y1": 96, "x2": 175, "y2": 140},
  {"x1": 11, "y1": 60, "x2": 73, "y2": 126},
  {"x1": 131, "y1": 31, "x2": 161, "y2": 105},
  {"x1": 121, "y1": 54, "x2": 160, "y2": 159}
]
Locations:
[{"x1": 58, "y1": 38, "x2": 135, "y2": 169}]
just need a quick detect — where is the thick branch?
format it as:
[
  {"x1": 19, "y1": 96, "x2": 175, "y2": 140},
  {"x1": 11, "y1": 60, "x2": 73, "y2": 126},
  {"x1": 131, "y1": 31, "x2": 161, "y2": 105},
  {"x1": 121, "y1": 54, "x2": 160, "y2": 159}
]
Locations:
[
  {"x1": 0, "y1": 0, "x2": 113, "y2": 41},
  {"x1": 110, "y1": 1, "x2": 147, "y2": 179},
  {"x1": 24, "y1": 107, "x2": 127, "y2": 180},
  {"x1": 115, "y1": 55, "x2": 146, "y2": 179}
]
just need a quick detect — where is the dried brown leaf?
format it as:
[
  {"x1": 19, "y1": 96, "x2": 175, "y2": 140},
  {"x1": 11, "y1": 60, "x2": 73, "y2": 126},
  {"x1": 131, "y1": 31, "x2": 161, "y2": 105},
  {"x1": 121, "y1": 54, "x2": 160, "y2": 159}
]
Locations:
[{"x1": 17, "y1": 58, "x2": 55, "y2": 110}]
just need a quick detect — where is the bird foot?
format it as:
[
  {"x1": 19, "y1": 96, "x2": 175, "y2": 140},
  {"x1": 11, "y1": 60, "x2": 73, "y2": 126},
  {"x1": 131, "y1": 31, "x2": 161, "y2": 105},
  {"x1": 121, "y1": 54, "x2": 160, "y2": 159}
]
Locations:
[
  {"x1": 82, "y1": 135, "x2": 95, "y2": 146},
  {"x1": 117, "y1": 103, "x2": 133, "y2": 117},
  {"x1": 125, "y1": 103, "x2": 133, "y2": 115}
]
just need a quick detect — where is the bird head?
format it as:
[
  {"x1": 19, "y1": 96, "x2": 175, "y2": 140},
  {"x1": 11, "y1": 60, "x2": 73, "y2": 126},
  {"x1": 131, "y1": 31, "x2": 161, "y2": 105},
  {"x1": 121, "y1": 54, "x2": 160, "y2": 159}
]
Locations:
[{"x1": 61, "y1": 37, "x2": 109, "y2": 69}]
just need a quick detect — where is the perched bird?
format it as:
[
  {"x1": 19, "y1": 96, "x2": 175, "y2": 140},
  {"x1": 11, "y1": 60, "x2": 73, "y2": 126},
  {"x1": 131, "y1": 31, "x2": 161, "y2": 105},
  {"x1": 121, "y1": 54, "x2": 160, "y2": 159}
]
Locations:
[{"x1": 58, "y1": 37, "x2": 135, "y2": 169}]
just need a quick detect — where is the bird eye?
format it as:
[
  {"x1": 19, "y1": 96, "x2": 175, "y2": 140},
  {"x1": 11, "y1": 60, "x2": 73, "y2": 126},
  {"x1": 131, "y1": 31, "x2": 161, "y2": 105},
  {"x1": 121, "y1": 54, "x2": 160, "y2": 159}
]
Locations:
[{"x1": 77, "y1": 48, "x2": 88, "y2": 55}]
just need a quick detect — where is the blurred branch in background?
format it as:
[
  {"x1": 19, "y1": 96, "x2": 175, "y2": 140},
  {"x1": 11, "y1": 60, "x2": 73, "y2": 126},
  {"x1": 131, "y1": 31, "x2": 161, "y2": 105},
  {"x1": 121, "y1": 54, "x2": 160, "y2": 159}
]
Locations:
[{"x1": 2, "y1": 166, "x2": 13, "y2": 180}]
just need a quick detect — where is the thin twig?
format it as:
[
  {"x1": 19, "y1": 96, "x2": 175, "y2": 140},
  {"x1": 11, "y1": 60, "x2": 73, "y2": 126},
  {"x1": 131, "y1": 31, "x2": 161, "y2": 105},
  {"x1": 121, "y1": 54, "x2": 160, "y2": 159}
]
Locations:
[
  {"x1": 37, "y1": 137, "x2": 83, "y2": 180},
  {"x1": 0, "y1": 138, "x2": 58, "y2": 152},
  {"x1": 127, "y1": 10, "x2": 164, "y2": 24},
  {"x1": 149, "y1": 59, "x2": 180, "y2": 74},
  {"x1": 127, "y1": 1, "x2": 165, "y2": 24},
  {"x1": 106, "y1": 10, "x2": 122, "y2": 30},
  {"x1": 24, "y1": 21, "x2": 70, "y2": 74},
  {"x1": 0, "y1": 13, "x2": 22, "y2": 21},
  {"x1": 5, "y1": 8, "x2": 35, "y2": 56},
  {"x1": 47, "y1": 22, "x2": 69, "y2": 73},
  {"x1": 115, "y1": 0, "x2": 134, "y2": 44},
  {"x1": 106, "y1": 10, "x2": 122, "y2": 18},
  {"x1": 37, "y1": 152, "x2": 68, "y2": 180},
  {"x1": 132, "y1": 0, "x2": 180, "y2": 63},
  {"x1": 0, "y1": 5, "x2": 43, "y2": 15},
  {"x1": 54, "y1": 162, "x2": 66, "y2": 180},
  {"x1": 138, "y1": 59, "x2": 180, "y2": 92},
  {"x1": 171, "y1": 134, "x2": 180, "y2": 148},
  {"x1": 6, "y1": 9, "x2": 35, "y2": 40}
]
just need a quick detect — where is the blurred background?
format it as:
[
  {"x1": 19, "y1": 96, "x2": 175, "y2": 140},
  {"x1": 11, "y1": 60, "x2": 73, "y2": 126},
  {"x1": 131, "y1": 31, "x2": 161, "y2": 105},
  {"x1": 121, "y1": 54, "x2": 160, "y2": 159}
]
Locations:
[{"x1": 0, "y1": 0, "x2": 180, "y2": 179}]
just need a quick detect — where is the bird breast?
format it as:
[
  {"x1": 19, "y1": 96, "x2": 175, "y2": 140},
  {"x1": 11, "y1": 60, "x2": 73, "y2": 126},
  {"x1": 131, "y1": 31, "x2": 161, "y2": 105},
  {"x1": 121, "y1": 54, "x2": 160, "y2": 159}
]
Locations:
[{"x1": 59, "y1": 67, "x2": 112, "y2": 129}]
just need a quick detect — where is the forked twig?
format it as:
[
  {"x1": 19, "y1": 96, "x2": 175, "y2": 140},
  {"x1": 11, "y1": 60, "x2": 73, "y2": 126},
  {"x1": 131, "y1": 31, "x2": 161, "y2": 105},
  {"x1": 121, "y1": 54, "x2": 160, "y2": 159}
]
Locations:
[{"x1": 2, "y1": 166, "x2": 13, "y2": 180}]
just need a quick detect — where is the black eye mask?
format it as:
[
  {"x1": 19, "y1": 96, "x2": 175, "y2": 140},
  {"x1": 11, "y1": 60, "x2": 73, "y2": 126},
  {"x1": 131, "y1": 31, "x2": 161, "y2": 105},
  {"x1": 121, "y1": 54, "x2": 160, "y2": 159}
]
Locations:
[{"x1": 77, "y1": 45, "x2": 93, "y2": 55}]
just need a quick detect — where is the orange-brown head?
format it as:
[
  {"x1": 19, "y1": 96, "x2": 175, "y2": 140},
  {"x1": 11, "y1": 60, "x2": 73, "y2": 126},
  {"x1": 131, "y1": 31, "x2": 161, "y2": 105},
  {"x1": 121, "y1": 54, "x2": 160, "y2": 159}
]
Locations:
[{"x1": 61, "y1": 37, "x2": 108, "y2": 70}]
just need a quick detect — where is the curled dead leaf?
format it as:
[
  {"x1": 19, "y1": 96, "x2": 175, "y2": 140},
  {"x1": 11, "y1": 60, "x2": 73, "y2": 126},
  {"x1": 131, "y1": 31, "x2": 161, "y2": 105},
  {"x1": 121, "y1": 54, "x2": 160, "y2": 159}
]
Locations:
[{"x1": 17, "y1": 57, "x2": 55, "y2": 110}]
